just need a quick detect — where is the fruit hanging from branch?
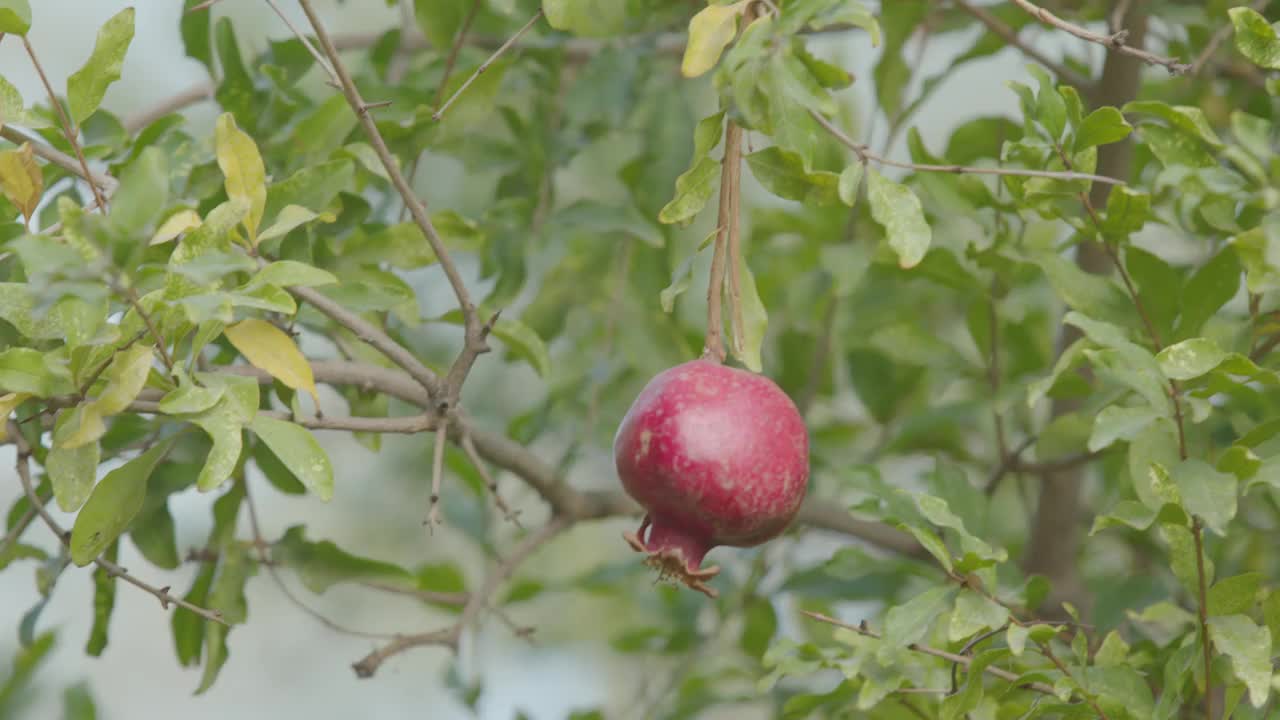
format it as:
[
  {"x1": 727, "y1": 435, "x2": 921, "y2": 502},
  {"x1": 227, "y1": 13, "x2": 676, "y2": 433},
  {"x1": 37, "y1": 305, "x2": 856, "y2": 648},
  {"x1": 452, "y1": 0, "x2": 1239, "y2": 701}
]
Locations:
[{"x1": 613, "y1": 359, "x2": 809, "y2": 598}]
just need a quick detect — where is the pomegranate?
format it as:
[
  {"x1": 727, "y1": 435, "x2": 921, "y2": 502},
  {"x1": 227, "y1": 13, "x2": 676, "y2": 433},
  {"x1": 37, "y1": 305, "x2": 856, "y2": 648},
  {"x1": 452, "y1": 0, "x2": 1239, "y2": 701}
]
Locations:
[{"x1": 614, "y1": 359, "x2": 809, "y2": 597}]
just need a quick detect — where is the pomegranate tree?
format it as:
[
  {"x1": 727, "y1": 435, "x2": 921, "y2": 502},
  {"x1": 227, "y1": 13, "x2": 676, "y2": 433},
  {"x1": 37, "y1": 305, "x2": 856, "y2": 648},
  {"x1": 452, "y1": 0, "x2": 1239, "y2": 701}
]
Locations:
[{"x1": 613, "y1": 359, "x2": 809, "y2": 597}]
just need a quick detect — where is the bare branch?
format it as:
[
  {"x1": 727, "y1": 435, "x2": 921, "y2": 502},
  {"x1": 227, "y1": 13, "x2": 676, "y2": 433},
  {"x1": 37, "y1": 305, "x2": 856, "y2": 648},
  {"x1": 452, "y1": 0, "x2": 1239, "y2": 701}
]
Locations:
[
  {"x1": 950, "y1": 0, "x2": 1090, "y2": 88},
  {"x1": 433, "y1": 10, "x2": 543, "y2": 121},
  {"x1": 298, "y1": 0, "x2": 487, "y2": 405},
  {"x1": 810, "y1": 110, "x2": 1126, "y2": 185},
  {"x1": 1009, "y1": 0, "x2": 1191, "y2": 75},
  {"x1": 7, "y1": 422, "x2": 227, "y2": 626},
  {"x1": 460, "y1": 431, "x2": 522, "y2": 528}
]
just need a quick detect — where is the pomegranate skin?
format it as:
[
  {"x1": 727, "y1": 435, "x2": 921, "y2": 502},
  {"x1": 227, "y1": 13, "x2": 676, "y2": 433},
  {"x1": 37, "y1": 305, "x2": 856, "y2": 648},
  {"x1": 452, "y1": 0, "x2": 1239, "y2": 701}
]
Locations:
[{"x1": 614, "y1": 359, "x2": 809, "y2": 597}]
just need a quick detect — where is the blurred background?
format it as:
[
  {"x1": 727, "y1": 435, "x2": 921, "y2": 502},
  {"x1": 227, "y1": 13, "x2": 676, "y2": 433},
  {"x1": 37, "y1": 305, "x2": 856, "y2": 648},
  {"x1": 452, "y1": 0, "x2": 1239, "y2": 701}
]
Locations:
[{"x1": 0, "y1": 1, "x2": 1061, "y2": 717}]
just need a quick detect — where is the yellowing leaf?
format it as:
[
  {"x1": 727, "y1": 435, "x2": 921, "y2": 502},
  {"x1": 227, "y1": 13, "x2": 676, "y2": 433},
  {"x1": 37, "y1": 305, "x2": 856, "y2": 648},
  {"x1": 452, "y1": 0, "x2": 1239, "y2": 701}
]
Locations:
[
  {"x1": 150, "y1": 209, "x2": 202, "y2": 245},
  {"x1": 58, "y1": 345, "x2": 155, "y2": 449},
  {"x1": 223, "y1": 319, "x2": 318, "y2": 405},
  {"x1": 0, "y1": 392, "x2": 30, "y2": 441},
  {"x1": 682, "y1": 2, "x2": 746, "y2": 78},
  {"x1": 215, "y1": 113, "x2": 266, "y2": 244},
  {"x1": 0, "y1": 143, "x2": 42, "y2": 223}
]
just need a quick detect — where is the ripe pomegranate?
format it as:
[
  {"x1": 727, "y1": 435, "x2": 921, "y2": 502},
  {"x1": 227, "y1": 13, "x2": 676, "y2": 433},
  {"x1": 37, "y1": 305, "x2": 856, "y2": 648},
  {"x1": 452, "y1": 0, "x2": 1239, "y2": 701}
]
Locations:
[{"x1": 614, "y1": 359, "x2": 809, "y2": 597}]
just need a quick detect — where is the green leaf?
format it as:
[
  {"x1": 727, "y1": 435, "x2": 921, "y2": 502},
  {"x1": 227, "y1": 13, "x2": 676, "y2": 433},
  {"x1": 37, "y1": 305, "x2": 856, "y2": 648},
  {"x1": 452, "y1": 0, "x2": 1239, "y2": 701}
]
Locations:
[
  {"x1": 838, "y1": 163, "x2": 863, "y2": 206},
  {"x1": 1090, "y1": 500, "x2": 1159, "y2": 535},
  {"x1": 658, "y1": 157, "x2": 719, "y2": 226},
  {"x1": 884, "y1": 585, "x2": 955, "y2": 648},
  {"x1": 66, "y1": 8, "x2": 135, "y2": 124},
  {"x1": 1176, "y1": 248, "x2": 1240, "y2": 338},
  {"x1": 110, "y1": 147, "x2": 169, "y2": 235},
  {"x1": 682, "y1": 2, "x2": 743, "y2": 78},
  {"x1": 1209, "y1": 614, "x2": 1272, "y2": 708},
  {"x1": 730, "y1": 257, "x2": 768, "y2": 373},
  {"x1": 158, "y1": 379, "x2": 225, "y2": 416},
  {"x1": 659, "y1": 252, "x2": 696, "y2": 313},
  {"x1": 413, "y1": 0, "x2": 469, "y2": 49},
  {"x1": 180, "y1": 0, "x2": 213, "y2": 75},
  {"x1": 58, "y1": 345, "x2": 155, "y2": 450},
  {"x1": 866, "y1": 168, "x2": 931, "y2": 268},
  {"x1": 1075, "y1": 106, "x2": 1132, "y2": 151},
  {"x1": 745, "y1": 146, "x2": 840, "y2": 205},
  {"x1": 949, "y1": 588, "x2": 1009, "y2": 642},
  {"x1": 492, "y1": 316, "x2": 552, "y2": 378},
  {"x1": 247, "y1": 416, "x2": 333, "y2": 501},
  {"x1": 1209, "y1": 573, "x2": 1263, "y2": 617},
  {"x1": 190, "y1": 379, "x2": 258, "y2": 492},
  {"x1": 256, "y1": 205, "x2": 331, "y2": 243},
  {"x1": 1124, "y1": 101, "x2": 1224, "y2": 149},
  {"x1": 1030, "y1": 65, "x2": 1065, "y2": 141},
  {"x1": 196, "y1": 543, "x2": 254, "y2": 694},
  {"x1": 1173, "y1": 458, "x2": 1237, "y2": 535},
  {"x1": 272, "y1": 525, "x2": 414, "y2": 594},
  {"x1": 1102, "y1": 186, "x2": 1150, "y2": 240},
  {"x1": 85, "y1": 546, "x2": 116, "y2": 656},
  {"x1": 47, "y1": 413, "x2": 100, "y2": 512},
  {"x1": 542, "y1": 0, "x2": 630, "y2": 37},
  {"x1": 70, "y1": 438, "x2": 174, "y2": 566},
  {"x1": 739, "y1": 596, "x2": 777, "y2": 659},
  {"x1": 1088, "y1": 405, "x2": 1162, "y2": 452},
  {"x1": 171, "y1": 561, "x2": 214, "y2": 667},
  {"x1": 251, "y1": 260, "x2": 338, "y2": 289},
  {"x1": 0, "y1": 348, "x2": 72, "y2": 397},
  {"x1": 1157, "y1": 338, "x2": 1227, "y2": 381},
  {"x1": 1231, "y1": 7, "x2": 1280, "y2": 70},
  {"x1": 0, "y1": 0, "x2": 31, "y2": 35}
]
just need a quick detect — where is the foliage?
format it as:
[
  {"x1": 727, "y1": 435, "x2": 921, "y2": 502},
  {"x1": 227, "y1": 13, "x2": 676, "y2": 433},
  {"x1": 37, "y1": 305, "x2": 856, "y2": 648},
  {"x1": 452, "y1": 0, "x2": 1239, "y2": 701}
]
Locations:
[{"x1": 1, "y1": 0, "x2": 1280, "y2": 717}]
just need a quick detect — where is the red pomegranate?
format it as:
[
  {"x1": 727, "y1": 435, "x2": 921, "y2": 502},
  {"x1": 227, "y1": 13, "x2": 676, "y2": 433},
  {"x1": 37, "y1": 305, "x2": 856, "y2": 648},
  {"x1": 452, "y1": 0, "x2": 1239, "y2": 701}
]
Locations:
[{"x1": 614, "y1": 359, "x2": 809, "y2": 597}]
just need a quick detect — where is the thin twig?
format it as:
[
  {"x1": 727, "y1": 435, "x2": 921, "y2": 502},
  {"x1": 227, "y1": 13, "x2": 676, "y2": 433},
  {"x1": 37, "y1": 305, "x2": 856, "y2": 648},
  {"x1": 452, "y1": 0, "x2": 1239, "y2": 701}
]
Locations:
[
  {"x1": 434, "y1": 0, "x2": 484, "y2": 109},
  {"x1": 432, "y1": 10, "x2": 543, "y2": 122},
  {"x1": 21, "y1": 36, "x2": 109, "y2": 211},
  {"x1": 8, "y1": 422, "x2": 227, "y2": 626},
  {"x1": 358, "y1": 580, "x2": 468, "y2": 605},
  {"x1": 951, "y1": 0, "x2": 1091, "y2": 89},
  {"x1": 460, "y1": 431, "x2": 522, "y2": 528},
  {"x1": 1190, "y1": 0, "x2": 1271, "y2": 75},
  {"x1": 352, "y1": 516, "x2": 570, "y2": 677},
  {"x1": 0, "y1": 506, "x2": 37, "y2": 561},
  {"x1": 244, "y1": 479, "x2": 392, "y2": 639},
  {"x1": 810, "y1": 110, "x2": 1125, "y2": 185},
  {"x1": 1009, "y1": 0, "x2": 1190, "y2": 74},
  {"x1": 426, "y1": 424, "x2": 448, "y2": 530},
  {"x1": 264, "y1": 0, "x2": 339, "y2": 86},
  {"x1": 1038, "y1": 639, "x2": 1112, "y2": 719},
  {"x1": 802, "y1": 611, "x2": 1055, "y2": 695},
  {"x1": 298, "y1": 0, "x2": 487, "y2": 405}
]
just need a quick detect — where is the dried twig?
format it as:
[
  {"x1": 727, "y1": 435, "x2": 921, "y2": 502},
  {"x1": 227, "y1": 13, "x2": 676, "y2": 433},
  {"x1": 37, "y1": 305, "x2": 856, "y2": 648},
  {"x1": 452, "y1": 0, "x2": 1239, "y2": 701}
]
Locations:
[
  {"x1": 460, "y1": 431, "x2": 522, "y2": 528},
  {"x1": 426, "y1": 424, "x2": 448, "y2": 530},
  {"x1": 1009, "y1": 0, "x2": 1190, "y2": 74}
]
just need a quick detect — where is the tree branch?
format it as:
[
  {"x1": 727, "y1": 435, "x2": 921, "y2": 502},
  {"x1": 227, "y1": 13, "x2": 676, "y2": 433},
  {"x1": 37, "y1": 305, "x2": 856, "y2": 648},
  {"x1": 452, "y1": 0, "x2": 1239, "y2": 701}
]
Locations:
[
  {"x1": 0, "y1": 125, "x2": 118, "y2": 194},
  {"x1": 433, "y1": 10, "x2": 544, "y2": 122},
  {"x1": 950, "y1": 0, "x2": 1090, "y2": 88},
  {"x1": 810, "y1": 110, "x2": 1125, "y2": 185},
  {"x1": 298, "y1": 0, "x2": 487, "y2": 405},
  {"x1": 7, "y1": 421, "x2": 227, "y2": 626},
  {"x1": 1009, "y1": 0, "x2": 1190, "y2": 75}
]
